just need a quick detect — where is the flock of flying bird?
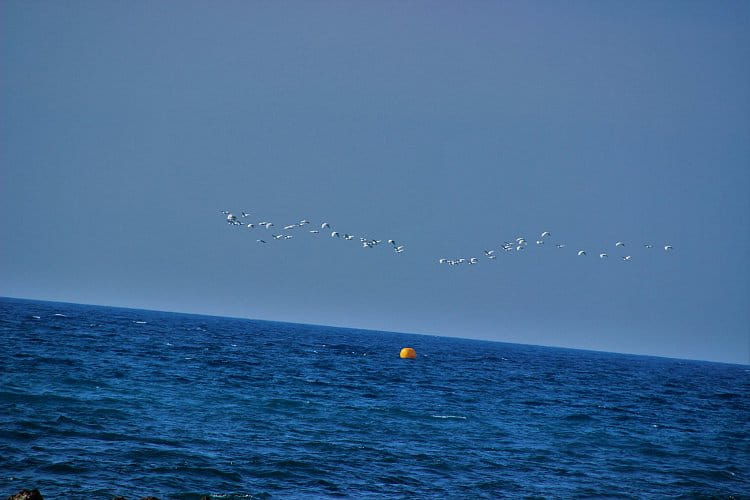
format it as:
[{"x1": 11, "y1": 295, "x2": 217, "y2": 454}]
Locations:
[
  {"x1": 221, "y1": 210, "x2": 405, "y2": 254},
  {"x1": 221, "y1": 210, "x2": 674, "y2": 266},
  {"x1": 437, "y1": 232, "x2": 673, "y2": 267}
]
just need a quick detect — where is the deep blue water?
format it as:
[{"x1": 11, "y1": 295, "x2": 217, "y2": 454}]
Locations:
[{"x1": 1, "y1": 297, "x2": 748, "y2": 499}]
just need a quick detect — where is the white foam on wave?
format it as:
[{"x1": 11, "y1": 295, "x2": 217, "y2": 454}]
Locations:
[
  {"x1": 431, "y1": 415, "x2": 467, "y2": 419},
  {"x1": 53, "y1": 313, "x2": 67, "y2": 317},
  {"x1": 133, "y1": 321, "x2": 147, "y2": 324},
  {"x1": 31, "y1": 315, "x2": 41, "y2": 319}
]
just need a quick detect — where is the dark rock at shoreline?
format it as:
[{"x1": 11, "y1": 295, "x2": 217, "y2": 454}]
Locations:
[{"x1": 7, "y1": 490, "x2": 43, "y2": 500}]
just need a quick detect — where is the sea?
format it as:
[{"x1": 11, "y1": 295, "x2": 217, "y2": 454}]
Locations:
[{"x1": 1, "y1": 297, "x2": 748, "y2": 499}]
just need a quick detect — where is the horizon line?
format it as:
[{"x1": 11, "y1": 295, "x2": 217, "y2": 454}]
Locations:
[{"x1": 2, "y1": 294, "x2": 747, "y2": 368}]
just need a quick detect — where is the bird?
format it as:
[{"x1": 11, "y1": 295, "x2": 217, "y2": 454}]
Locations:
[
  {"x1": 331, "y1": 231, "x2": 340, "y2": 238},
  {"x1": 241, "y1": 211, "x2": 250, "y2": 217},
  {"x1": 321, "y1": 222, "x2": 331, "y2": 229},
  {"x1": 541, "y1": 231, "x2": 551, "y2": 238},
  {"x1": 256, "y1": 239, "x2": 266, "y2": 244},
  {"x1": 556, "y1": 243, "x2": 567, "y2": 248},
  {"x1": 622, "y1": 255, "x2": 632, "y2": 261},
  {"x1": 309, "y1": 230, "x2": 320, "y2": 234},
  {"x1": 469, "y1": 257, "x2": 479, "y2": 264},
  {"x1": 664, "y1": 245, "x2": 673, "y2": 251},
  {"x1": 536, "y1": 240, "x2": 544, "y2": 245},
  {"x1": 615, "y1": 241, "x2": 625, "y2": 247},
  {"x1": 299, "y1": 220, "x2": 310, "y2": 225},
  {"x1": 578, "y1": 250, "x2": 586, "y2": 256},
  {"x1": 284, "y1": 224, "x2": 297, "y2": 230},
  {"x1": 599, "y1": 253, "x2": 608, "y2": 259},
  {"x1": 644, "y1": 243, "x2": 653, "y2": 248},
  {"x1": 246, "y1": 223, "x2": 255, "y2": 229}
]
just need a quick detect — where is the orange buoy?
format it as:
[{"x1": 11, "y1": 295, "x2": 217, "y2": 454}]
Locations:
[{"x1": 399, "y1": 347, "x2": 416, "y2": 359}]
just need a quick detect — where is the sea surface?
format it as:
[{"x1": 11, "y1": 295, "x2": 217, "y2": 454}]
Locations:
[{"x1": 1, "y1": 297, "x2": 748, "y2": 499}]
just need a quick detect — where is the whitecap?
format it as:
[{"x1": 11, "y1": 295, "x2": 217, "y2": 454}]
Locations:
[
  {"x1": 133, "y1": 321, "x2": 147, "y2": 324},
  {"x1": 31, "y1": 315, "x2": 41, "y2": 319},
  {"x1": 431, "y1": 415, "x2": 467, "y2": 419},
  {"x1": 53, "y1": 313, "x2": 67, "y2": 317}
]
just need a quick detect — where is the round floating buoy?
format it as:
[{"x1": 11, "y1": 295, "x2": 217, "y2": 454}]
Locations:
[{"x1": 400, "y1": 347, "x2": 416, "y2": 359}]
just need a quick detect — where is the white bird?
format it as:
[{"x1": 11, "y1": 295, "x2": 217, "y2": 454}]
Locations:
[
  {"x1": 599, "y1": 253, "x2": 608, "y2": 259},
  {"x1": 488, "y1": 255, "x2": 497, "y2": 259},
  {"x1": 469, "y1": 257, "x2": 479, "y2": 264},
  {"x1": 272, "y1": 234, "x2": 284, "y2": 240},
  {"x1": 516, "y1": 245, "x2": 524, "y2": 251},
  {"x1": 483, "y1": 250, "x2": 495, "y2": 256},
  {"x1": 299, "y1": 220, "x2": 310, "y2": 225},
  {"x1": 664, "y1": 245, "x2": 673, "y2": 251},
  {"x1": 622, "y1": 255, "x2": 632, "y2": 261},
  {"x1": 615, "y1": 241, "x2": 625, "y2": 247},
  {"x1": 388, "y1": 239, "x2": 397, "y2": 245},
  {"x1": 556, "y1": 243, "x2": 567, "y2": 248},
  {"x1": 284, "y1": 235, "x2": 293, "y2": 239},
  {"x1": 536, "y1": 240, "x2": 544, "y2": 245},
  {"x1": 256, "y1": 239, "x2": 266, "y2": 244},
  {"x1": 226, "y1": 214, "x2": 237, "y2": 223},
  {"x1": 541, "y1": 231, "x2": 551, "y2": 238},
  {"x1": 644, "y1": 243, "x2": 653, "y2": 248},
  {"x1": 578, "y1": 250, "x2": 586, "y2": 256},
  {"x1": 438, "y1": 258, "x2": 447, "y2": 264},
  {"x1": 395, "y1": 245, "x2": 404, "y2": 251},
  {"x1": 241, "y1": 211, "x2": 250, "y2": 217},
  {"x1": 331, "y1": 231, "x2": 340, "y2": 238},
  {"x1": 284, "y1": 224, "x2": 297, "y2": 230},
  {"x1": 246, "y1": 223, "x2": 255, "y2": 229},
  {"x1": 394, "y1": 248, "x2": 404, "y2": 254},
  {"x1": 321, "y1": 223, "x2": 331, "y2": 229},
  {"x1": 343, "y1": 234, "x2": 354, "y2": 240},
  {"x1": 309, "y1": 230, "x2": 320, "y2": 234},
  {"x1": 220, "y1": 210, "x2": 230, "y2": 215}
]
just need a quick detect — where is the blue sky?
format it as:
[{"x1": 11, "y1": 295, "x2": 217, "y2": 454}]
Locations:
[{"x1": 1, "y1": 1, "x2": 748, "y2": 364}]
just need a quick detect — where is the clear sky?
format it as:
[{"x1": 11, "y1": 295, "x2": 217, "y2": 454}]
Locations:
[{"x1": 2, "y1": 1, "x2": 748, "y2": 364}]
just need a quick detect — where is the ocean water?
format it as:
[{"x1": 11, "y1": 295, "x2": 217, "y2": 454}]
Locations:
[{"x1": 1, "y1": 297, "x2": 748, "y2": 499}]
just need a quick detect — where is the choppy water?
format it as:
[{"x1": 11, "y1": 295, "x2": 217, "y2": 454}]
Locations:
[{"x1": 1, "y1": 297, "x2": 748, "y2": 498}]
